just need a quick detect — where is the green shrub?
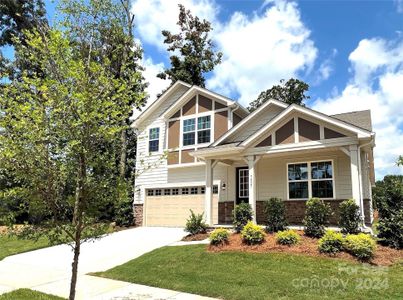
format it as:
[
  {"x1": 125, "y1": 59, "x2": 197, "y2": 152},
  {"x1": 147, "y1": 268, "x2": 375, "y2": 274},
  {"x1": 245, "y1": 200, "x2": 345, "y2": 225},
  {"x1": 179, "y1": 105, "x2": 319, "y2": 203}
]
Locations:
[
  {"x1": 276, "y1": 230, "x2": 300, "y2": 246},
  {"x1": 373, "y1": 175, "x2": 403, "y2": 249},
  {"x1": 343, "y1": 233, "x2": 376, "y2": 261},
  {"x1": 339, "y1": 199, "x2": 361, "y2": 234},
  {"x1": 264, "y1": 197, "x2": 288, "y2": 233},
  {"x1": 318, "y1": 230, "x2": 344, "y2": 255},
  {"x1": 209, "y1": 228, "x2": 230, "y2": 246},
  {"x1": 114, "y1": 200, "x2": 134, "y2": 227},
  {"x1": 233, "y1": 203, "x2": 253, "y2": 233},
  {"x1": 303, "y1": 198, "x2": 332, "y2": 238},
  {"x1": 241, "y1": 221, "x2": 266, "y2": 245},
  {"x1": 185, "y1": 210, "x2": 207, "y2": 235}
]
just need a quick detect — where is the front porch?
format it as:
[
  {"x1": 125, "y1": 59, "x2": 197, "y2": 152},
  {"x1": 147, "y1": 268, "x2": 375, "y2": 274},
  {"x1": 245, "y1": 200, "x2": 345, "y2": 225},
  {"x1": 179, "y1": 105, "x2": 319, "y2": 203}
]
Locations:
[{"x1": 199, "y1": 145, "x2": 373, "y2": 227}]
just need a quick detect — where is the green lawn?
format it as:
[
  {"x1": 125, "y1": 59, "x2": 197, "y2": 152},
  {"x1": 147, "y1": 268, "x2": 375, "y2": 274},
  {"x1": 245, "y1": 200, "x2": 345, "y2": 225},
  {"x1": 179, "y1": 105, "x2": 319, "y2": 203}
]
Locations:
[
  {"x1": 95, "y1": 245, "x2": 403, "y2": 300},
  {"x1": 0, "y1": 289, "x2": 63, "y2": 300},
  {"x1": 0, "y1": 235, "x2": 50, "y2": 261}
]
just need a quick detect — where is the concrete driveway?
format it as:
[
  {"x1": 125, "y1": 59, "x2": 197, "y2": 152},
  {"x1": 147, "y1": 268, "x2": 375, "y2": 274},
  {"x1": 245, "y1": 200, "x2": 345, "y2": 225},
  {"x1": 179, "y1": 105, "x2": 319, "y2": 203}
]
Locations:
[{"x1": 0, "y1": 227, "x2": 187, "y2": 299}]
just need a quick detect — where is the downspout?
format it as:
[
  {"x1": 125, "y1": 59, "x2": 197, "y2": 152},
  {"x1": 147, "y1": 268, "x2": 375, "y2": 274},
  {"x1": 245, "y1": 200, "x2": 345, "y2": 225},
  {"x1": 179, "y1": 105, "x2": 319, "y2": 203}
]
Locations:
[{"x1": 357, "y1": 137, "x2": 375, "y2": 232}]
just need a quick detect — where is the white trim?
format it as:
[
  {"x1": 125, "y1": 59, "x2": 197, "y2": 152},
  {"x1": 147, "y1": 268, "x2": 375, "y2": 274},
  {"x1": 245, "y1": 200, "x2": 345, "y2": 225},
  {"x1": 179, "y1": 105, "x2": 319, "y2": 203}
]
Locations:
[
  {"x1": 212, "y1": 99, "x2": 288, "y2": 147},
  {"x1": 286, "y1": 159, "x2": 336, "y2": 201},
  {"x1": 294, "y1": 116, "x2": 299, "y2": 143},
  {"x1": 146, "y1": 125, "x2": 162, "y2": 154},
  {"x1": 320, "y1": 125, "x2": 325, "y2": 140},
  {"x1": 141, "y1": 179, "x2": 221, "y2": 189},
  {"x1": 167, "y1": 162, "x2": 205, "y2": 169},
  {"x1": 131, "y1": 81, "x2": 191, "y2": 128},
  {"x1": 241, "y1": 105, "x2": 372, "y2": 147}
]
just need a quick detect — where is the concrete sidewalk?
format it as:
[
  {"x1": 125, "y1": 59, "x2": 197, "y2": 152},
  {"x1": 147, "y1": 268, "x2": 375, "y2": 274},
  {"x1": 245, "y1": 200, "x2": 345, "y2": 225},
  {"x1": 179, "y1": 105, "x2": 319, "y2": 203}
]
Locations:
[{"x1": 0, "y1": 227, "x2": 218, "y2": 299}]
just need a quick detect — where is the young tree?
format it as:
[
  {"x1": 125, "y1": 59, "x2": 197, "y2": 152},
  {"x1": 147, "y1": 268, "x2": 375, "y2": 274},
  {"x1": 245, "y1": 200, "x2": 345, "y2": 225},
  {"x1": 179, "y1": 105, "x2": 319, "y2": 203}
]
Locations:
[
  {"x1": 157, "y1": 4, "x2": 222, "y2": 87},
  {"x1": 248, "y1": 78, "x2": 310, "y2": 112},
  {"x1": 0, "y1": 26, "x2": 143, "y2": 300}
]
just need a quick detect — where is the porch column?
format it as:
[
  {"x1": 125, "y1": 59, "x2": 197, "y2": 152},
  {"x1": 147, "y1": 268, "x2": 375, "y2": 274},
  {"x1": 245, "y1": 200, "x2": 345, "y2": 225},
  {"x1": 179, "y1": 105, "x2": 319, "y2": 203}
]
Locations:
[
  {"x1": 349, "y1": 145, "x2": 361, "y2": 210},
  {"x1": 205, "y1": 159, "x2": 214, "y2": 226},
  {"x1": 247, "y1": 155, "x2": 260, "y2": 224}
]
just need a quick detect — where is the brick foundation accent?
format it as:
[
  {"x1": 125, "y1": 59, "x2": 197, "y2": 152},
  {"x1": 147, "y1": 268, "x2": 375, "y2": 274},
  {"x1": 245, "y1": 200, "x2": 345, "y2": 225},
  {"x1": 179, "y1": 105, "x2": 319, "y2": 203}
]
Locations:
[
  {"x1": 218, "y1": 202, "x2": 234, "y2": 224},
  {"x1": 133, "y1": 203, "x2": 143, "y2": 226}
]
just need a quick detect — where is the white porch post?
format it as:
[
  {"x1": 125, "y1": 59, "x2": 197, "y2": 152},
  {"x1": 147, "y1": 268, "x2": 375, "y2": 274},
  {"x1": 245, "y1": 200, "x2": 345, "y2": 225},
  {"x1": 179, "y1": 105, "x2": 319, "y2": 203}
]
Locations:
[
  {"x1": 205, "y1": 159, "x2": 214, "y2": 226},
  {"x1": 349, "y1": 145, "x2": 362, "y2": 211},
  {"x1": 247, "y1": 155, "x2": 259, "y2": 224}
]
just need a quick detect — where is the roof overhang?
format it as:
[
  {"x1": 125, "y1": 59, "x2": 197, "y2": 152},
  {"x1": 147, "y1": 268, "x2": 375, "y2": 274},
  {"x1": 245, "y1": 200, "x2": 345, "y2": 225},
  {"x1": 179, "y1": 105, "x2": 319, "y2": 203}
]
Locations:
[
  {"x1": 162, "y1": 85, "x2": 249, "y2": 120},
  {"x1": 131, "y1": 81, "x2": 191, "y2": 129}
]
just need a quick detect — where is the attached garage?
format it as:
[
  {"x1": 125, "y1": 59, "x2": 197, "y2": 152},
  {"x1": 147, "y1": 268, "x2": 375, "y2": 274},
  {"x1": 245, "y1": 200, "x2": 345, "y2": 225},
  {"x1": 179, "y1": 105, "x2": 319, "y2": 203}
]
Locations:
[{"x1": 144, "y1": 189, "x2": 219, "y2": 227}]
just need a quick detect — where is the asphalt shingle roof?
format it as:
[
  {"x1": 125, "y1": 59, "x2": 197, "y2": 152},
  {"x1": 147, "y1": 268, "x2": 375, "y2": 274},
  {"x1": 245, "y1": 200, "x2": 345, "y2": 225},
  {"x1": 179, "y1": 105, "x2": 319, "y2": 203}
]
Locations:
[{"x1": 331, "y1": 110, "x2": 372, "y2": 132}]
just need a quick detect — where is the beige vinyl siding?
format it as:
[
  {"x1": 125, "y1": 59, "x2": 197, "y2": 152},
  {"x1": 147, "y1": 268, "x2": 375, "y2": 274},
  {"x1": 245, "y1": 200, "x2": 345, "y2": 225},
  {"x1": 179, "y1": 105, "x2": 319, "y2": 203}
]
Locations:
[
  {"x1": 256, "y1": 150, "x2": 353, "y2": 201},
  {"x1": 134, "y1": 85, "x2": 190, "y2": 203},
  {"x1": 225, "y1": 105, "x2": 284, "y2": 143}
]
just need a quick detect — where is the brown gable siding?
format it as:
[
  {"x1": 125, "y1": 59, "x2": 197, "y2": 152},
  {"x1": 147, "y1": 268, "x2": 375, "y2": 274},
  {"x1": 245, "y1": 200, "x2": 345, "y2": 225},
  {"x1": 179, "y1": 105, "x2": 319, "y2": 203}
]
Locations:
[
  {"x1": 168, "y1": 120, "x2": 180, "y2": 148},
  {"x1": 214, "y1": 111, "x2": 228, "y2": 140},
  {"x1": 171, "y1": 110, "x2": 180, "y2": 118},
  {"x1": 275, "y1": 119, "x2": 294, "y2": 145},
  {"x1": 167, "y1": 151, "x2": 179, "y2": 165},
  {"x1": 181, "y1": 149, "x2": 195, "y2": 163},
  {"x1": 256, "y1": 135, "x2": 272, "y2": 147},
  {"x1": 182, "y1": 96, "x2": 196, "y2": 116},
  {"x1": 298, "y1": 118, "x2": 320, "y2": 142},
  {"x1": 233, "y1": 113, "x2": 242, "y2": 126},
  {"x1": 324, "y1": 127, "x2": 346, "y2": 139},
  {"x1": 215, "y1": 101, "x2": 227, "y2": 110},
  {"x1": 198, "y1": 95, "x2": 212, "y2": 112}
]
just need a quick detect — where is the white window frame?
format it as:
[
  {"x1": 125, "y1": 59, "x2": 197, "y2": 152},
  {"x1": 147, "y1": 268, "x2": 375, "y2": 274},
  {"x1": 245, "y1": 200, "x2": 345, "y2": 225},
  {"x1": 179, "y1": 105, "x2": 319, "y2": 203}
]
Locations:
[
  {"x1": 147, "y1": 126, "x2": 161, "y2": 154},
  {"x1": 286, "y1": 159, "x2": 335, "y2": 200},
  {"x1": 238, "y1": 168, "x2": 249, "y2": 199},
  {"x1": 180, "y1": 111, "x2": 212, "y2": 149}
]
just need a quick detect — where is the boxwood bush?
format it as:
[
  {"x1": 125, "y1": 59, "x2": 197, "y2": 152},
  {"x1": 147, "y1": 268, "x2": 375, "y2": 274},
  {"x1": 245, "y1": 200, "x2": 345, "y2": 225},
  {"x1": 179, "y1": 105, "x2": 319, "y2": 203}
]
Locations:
[
  {"x1": 276, "y1": 230, "x2": 300, "y2": 246},
  {"x1": 264, "y1": 197, "x2": 288, "y2": 233},
  {"x1": 209, "y1": 228, "x2": 230, "y2": 246},
  {"x1": 339, "y1": 199, "x2": 361, "y2": 234},
  {"x1": 185, "y1": 210, "x2": 207, "y2": 235},
  {"x1": 233, "y1": 203, "x2": 253, "y2": 233},
  {"x1": 343, "y1": 233, "x2": 376, "y2": 261},
  {"x1": 241, "y1": 221, "x2": 266, "y2": 245},
  {"x1": 318, "y1": 230, "x2": 344, "y2": 255},
  {"x1": 303, "y1": 198, "x2": 332, "y2": 238}
]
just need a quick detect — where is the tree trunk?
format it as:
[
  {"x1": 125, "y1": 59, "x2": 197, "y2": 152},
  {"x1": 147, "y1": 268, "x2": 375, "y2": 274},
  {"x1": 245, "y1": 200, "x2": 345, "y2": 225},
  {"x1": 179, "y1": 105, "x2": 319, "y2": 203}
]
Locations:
[
  {"x1": 119, "y1": 127, "x2": 127, "y2": 179},
  {"x1": 69, "y1": 154, "x2": 86, "y2": 300}
]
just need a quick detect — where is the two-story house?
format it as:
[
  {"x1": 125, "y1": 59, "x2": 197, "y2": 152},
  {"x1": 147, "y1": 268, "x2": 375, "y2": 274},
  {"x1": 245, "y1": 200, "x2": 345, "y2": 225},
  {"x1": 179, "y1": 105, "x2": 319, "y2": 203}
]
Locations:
[{"x1": 131, "y1": 81, "x2": 375, "y2": 228}]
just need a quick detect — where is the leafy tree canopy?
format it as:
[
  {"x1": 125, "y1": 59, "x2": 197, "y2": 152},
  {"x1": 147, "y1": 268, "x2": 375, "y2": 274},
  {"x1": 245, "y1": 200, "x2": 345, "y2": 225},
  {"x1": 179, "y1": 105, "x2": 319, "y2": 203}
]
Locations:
[
  {"x1": 248, "y1": 78, "x2": 310, "y2": 112},
  {"x1": 157, "y1": 4, "x2": 222, "y2": 87}
]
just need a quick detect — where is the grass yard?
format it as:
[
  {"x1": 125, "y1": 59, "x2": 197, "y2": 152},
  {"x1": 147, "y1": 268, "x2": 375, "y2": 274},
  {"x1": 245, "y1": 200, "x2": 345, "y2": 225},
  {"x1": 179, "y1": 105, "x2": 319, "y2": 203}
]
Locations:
[
  {"x1": 95, "y1": 245, "x2": 403, "y2": 300},
  {"x1": 0, "y1": 289, "x2": 63, "y2": 300},
  {"x1": 0, "y1": 235, "x2": 50, "y2": 261}
]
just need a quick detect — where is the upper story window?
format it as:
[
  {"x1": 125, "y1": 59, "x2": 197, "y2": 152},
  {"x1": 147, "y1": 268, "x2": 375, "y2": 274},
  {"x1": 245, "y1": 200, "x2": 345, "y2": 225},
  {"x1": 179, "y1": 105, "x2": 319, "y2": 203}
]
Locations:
[
  {"x1": 183, "y1": 115, "x2": 211, "y2": 146},
  {"x1": 287, "y1": 161, "x2": 334, "y2": 200},
  {"x1": 148, "y1": 127, "x2": 160, "y2": 152}
]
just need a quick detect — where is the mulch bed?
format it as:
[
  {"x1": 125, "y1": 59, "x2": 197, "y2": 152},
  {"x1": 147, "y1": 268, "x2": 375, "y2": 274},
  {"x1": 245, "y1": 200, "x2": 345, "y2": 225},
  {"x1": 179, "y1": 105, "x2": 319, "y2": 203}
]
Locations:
[
  {"x1": 182, "y1": 232, "x2": 209, "y2": 241},
  {"x1": 208, "y1": 232, "x2": 403, "y2": 266}
]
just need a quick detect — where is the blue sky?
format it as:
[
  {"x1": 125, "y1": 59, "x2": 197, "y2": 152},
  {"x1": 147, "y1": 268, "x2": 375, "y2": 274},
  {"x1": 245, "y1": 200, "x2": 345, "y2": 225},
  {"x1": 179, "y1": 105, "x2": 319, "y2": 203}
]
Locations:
[{"x1": 2, "y1": 0, "x2": 403, "y2": 179}]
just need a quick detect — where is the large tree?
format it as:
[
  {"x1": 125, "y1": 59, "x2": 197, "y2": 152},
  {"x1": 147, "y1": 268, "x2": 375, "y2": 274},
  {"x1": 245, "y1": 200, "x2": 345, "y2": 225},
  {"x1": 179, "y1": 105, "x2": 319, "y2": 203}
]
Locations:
[
  {"x1": 248, "y1": 78, "x2": 310, "y2": 112},
  {"x1": 0, "y1": 19, "x2": 144, "y2": 300},
  {"x1": 157, "y1": 4, "x2": 222, "y2": 87}
]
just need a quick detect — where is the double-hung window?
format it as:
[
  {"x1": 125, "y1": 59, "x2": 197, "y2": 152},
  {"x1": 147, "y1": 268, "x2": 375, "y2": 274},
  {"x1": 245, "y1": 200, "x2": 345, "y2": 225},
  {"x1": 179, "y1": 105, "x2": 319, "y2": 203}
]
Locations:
[
  {"x1": 287, "y1": 161, "x2": 334, "y2": 199},
  {"x1": 197, "y1": 116, "x2": 211, "y2": 144},
  {"x1": 182, "y1": 115, "x2": 211, "y2": 146},
  {"x1": 148, "y1": 127, "x2": 160, "y2": 152}
]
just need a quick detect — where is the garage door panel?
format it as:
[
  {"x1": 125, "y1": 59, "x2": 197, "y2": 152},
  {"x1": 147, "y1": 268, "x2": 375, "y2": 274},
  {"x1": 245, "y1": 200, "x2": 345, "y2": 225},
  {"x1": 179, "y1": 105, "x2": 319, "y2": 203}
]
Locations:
[{"x1": 145, "y1": 195, "x2": 218, "y2": 226}]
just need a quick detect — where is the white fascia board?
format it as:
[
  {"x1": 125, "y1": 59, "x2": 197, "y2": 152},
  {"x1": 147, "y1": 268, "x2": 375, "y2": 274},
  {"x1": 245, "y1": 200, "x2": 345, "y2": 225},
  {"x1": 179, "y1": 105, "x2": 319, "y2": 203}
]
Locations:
[
  {"x1": 244, "y1": 136, "x2": 359, "y2": 156},
  {"x1": 141, "y1": 180, "x2": 221, "y2": 189},
  {"x1": 131, "y1": 81, "x2": 191, "y2": 128},
  {"x1": 211, "y1": 99, "x2": 288, "y2": 147},
  {"x1": 189, "y1": 146, "x2": 243, "y2": 159},
  {"x1": 241, "y1": 105, "x2": 372, "y2": 147}
]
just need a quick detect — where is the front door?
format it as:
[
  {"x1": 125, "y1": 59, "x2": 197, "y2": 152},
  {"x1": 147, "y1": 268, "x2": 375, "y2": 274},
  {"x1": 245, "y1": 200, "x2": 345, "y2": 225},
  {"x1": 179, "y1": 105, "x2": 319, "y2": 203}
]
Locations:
[{"x1": 236, "y1": 167, "x2": 249, "y2": 204}]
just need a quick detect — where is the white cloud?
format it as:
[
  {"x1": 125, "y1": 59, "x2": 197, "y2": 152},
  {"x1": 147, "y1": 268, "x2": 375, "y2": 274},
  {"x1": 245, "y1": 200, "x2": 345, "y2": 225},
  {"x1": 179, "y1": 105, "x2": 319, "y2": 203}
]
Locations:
[
  {"x1": 312, "y1": 38, "x2": 403, "y2": 179},
  {"x1": 131, "y1": 0, "x2": 219, "y2": 51},
  {"x1": 313, "y1": 48, "x2": 337, "y2": 85},
  {"x1": 207, "y1": 0, "x2": 317, "y2": 105}
]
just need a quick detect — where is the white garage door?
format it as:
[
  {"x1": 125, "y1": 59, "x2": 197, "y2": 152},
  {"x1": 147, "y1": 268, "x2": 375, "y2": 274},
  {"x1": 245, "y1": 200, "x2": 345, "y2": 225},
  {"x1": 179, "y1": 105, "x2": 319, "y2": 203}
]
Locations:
[{"x1": 145, "y1": 193, "x2": 218, "y2": 227}]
